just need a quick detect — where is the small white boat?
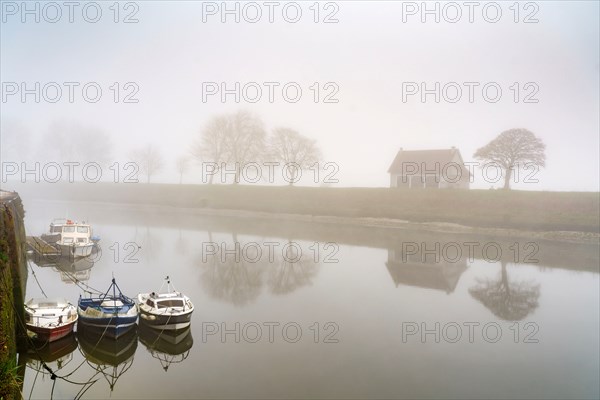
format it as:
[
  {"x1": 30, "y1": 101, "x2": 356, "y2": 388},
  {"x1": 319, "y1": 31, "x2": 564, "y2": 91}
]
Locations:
[
  {"x1": 24, "y1": 298, "x2": 78, "y2": 342},
  {"x1": 138, "y1": 277, "x2": 194, "y2": 331},
  {"x1": 56, "y1": 221, "x2": 95, "y2": 258}
]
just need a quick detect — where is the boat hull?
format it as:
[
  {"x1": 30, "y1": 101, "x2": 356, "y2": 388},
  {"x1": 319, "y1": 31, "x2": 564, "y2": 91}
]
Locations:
[
  {"x1": 139, "y1": 309, "x2": 193, "y2": 330},
  {"x1": 78, "y1": 312, "x2": 137, "y2": 339},
  {"x1": 59, "y1": 243, "x2": 94, "y2": 258},
  {"x1": 27, "y1": 319, "x2": 76, "y2": 343},
  {"x1": 78, "y1": 295, "x2": 139, "y2": 339}
]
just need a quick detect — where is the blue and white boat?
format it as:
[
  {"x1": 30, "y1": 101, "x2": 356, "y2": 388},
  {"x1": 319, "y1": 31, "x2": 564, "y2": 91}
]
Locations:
[{"x1": 78, "y1": 278, "x2": 138, "y2": 339}]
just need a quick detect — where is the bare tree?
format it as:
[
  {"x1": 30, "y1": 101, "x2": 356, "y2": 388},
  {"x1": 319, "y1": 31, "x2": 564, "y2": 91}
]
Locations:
[
  {"x1": 268, "y1": 128, "x2": 322, "y2": 186},
  {"x1": 129, "y1": 144, "x2": 164, "y2": 183},
  {"x1": 175, "y1": 155, "x2": 189, "y2": 184},
  {"x1": 474, "y1": 128, "x2": 546, "y2": 189},
  {"x1": 192, "y1": 111, "x2": 266, "y2": 184},
  {"x1": 225, "y1": 111, "x2": 267, "y2": 184},
  {"x1": 191, "y1": 115, "x2": 230, "y2": 184}
]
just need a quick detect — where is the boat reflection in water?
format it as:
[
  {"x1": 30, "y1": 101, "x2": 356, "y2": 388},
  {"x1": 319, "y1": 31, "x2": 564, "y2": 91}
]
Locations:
[
  {"x1": 54, "y1": 256, "x2": 95, "y2": 284},
  {"x1": 138, "y1": 322, "x2": 193, "y2": 372},
  {"x1": 77, "y1": 323, "x2": 137, "y2": 392},
  {"x1": 27, "y1": 250, "x2": 96, "y2": 284},
  {"x1": 26, "y1": 333, "x2": 78, "y2": 375}
]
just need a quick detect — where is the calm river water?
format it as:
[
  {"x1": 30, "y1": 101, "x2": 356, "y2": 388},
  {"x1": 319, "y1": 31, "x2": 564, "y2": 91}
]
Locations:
[{"x1": 19, "y1": 199, "x2": 600, "y2": 399}]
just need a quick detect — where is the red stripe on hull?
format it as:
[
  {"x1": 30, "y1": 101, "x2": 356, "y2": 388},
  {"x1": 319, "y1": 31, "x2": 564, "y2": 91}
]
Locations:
[{"x1": 28, "y1": 320, "x2": 77, "y2": 343}]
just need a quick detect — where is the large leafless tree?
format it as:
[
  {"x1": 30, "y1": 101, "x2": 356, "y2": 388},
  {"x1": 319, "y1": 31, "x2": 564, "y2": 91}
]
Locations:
[
  {"x1": 129, "y1": 144, "x2": 164, "y2": 183},
  {"x1": 268, "y1": 128, "x2": 322, "y2": 186},
  {"x1": 474, "y1": 128, "x2": 546, "y2": 189},
  {"x1": 192, "y1": 111, "x2": 266, "y2": 184},
  {"x1": 224, "y1": 111, "x2": 266, "y2": 184},
  {"x1": 190, "y1": 115, "x2": 230, "y2": 184}
]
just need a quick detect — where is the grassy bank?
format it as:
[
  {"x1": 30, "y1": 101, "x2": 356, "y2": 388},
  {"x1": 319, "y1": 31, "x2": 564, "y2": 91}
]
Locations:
[
  {"x1": 0, "y1": 195, "x2": 27, "y2": 400},
  {"x1": 15, "y1": 182, "x2": 600, "y2": 233}
]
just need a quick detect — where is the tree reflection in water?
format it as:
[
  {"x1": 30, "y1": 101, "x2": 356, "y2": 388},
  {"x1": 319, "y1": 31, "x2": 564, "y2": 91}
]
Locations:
[
  {"x1": 198, "y1": 232, "x2": 266, "y2": 306},
  {"x1": 469, "y1": 260, "x2": 540, "y2": 321},
  {"x1": 198, "y1": 234, "x2": 320, "y2": 305},
  {"x1": 267, "y1": 240, "x2": 319, "y2": 295}
]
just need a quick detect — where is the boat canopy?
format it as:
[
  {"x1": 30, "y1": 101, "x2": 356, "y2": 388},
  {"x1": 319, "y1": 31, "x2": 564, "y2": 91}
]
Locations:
[{"x1": 26, "y1": 298, "x2": 70, "y2": 309}]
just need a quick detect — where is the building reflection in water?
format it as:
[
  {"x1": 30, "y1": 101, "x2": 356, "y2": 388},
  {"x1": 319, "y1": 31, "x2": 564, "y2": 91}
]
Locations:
[{"x1": 385, "y1": 243, "x2": 468, "y2": 294}]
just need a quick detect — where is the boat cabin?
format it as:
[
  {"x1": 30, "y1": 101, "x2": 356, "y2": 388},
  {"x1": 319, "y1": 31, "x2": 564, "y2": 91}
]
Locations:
[
  {"x1": 61, "y1": 222, "x2": 92, "y2": 245},
  {"x1": 145, "y1": 293, "x2": 186, "y2": 310}
]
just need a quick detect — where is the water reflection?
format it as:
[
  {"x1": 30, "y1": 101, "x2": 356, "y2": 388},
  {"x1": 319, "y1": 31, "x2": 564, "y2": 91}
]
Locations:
[
  {"x1": 470, "y1": 260, "x2": 541, "y2": 321},
  {"x1": 385, "y1": 239, "x2": 541, "y2": 320},
  {"x1": 54, "y1": 257, "x2": 94, "y2": 284},
  {"x1": 198, "y1": 232, "x2": 266, "y2": 306},
  {"x1": 18, "y1": 201, "x2": 599, "y2": 399},
  {"x1": 138, "y1": 323, "x2": 193, "y2": 372},
  {"x1": 267, "y1": 240, "x2": 319, "y2": 295},
  {"x1": 28, "y1": 251, "x2": 95, "y2": 284},
  {"x1": 174, "y1": 228, "x2": 189, "y2": 255},
  {"x1": 77, "y1": 323, "x2": 138, "y2": 392},
  {"x1": 198, "y1": 233, "x2": 322, "y2": 305},
  {"x1": 386, "y1": 244, "x2": 468, "y2": 293},
  {"x1": 26, "y1": 333, "x2": 78, "y2": 375}
]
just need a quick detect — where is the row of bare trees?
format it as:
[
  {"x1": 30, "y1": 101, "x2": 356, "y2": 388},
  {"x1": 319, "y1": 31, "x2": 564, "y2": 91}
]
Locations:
[
  {"x1": 190, "y1": 110, "x2": 322, "y2": 185},
  {"x1": 127, "y1": 110, "x2": 322, "y2": 184},
  {"x1": 0, "y1": 111, "x2": 320, "y2": 184},
  {"x1": 3, "y1": 115, "x2": 545, "y2": 189}
]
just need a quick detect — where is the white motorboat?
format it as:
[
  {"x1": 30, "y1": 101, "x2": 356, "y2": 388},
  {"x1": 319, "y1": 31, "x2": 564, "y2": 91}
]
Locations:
[
  {"x1": 138, "y1": 277, "x2": 194, "y2": 331},
  {"x1": 56, "y1": 221, "x2": 95, "y2": 258},
  {"x1": 24, "y1": 298, "x2": 78, "y2": 342}
]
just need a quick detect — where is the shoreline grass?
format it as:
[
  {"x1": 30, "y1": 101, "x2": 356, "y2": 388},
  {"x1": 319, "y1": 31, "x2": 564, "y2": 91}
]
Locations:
[{"x1": 10, "y1": 182, "x2": 600, "y2": 233}]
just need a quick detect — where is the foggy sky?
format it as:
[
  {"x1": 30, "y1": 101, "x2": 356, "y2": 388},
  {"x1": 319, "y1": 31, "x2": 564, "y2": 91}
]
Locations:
[{"x1": 1, "y1": 1, "x2": 599, "y2": 190}]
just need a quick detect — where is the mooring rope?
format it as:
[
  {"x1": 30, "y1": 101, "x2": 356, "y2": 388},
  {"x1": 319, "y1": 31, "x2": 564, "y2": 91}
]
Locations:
[
  {"x1": 0, "y1": 277, "x2": 100, "y2": 397},
  {"x1": 27, "y1": 260, "x2": 47, "y2": 299}
]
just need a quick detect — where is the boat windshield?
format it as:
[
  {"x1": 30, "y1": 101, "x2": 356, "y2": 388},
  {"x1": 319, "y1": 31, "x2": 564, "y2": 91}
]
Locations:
[
  {"x1": 63, "y1": 226, "x2": 76, "y2": 233},
  {"x1": 77, "y1": 226, "x2": 89, "y2": 233},
  {"x1": 157, "y1": 299, "x2": 184, "y2": 308},
  {"x1": 37, "y1": 301, "x2": 60, "y2": 307},
  {"x1": 101, "y1": 299, "x2": 124, "y2": 307}
]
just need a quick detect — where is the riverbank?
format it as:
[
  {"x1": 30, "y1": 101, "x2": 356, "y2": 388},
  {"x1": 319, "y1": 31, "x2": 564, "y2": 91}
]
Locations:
[
  {"x1": 11, "y1": 182, "x2": 600, "y2": 242},
  {"x1": 0, "y1": 192, "x2": 27, "y2": 400}
]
